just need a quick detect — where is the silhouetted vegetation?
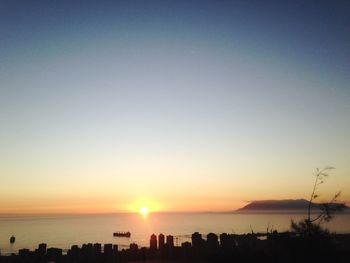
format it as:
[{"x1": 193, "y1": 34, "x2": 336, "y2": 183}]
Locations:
[
  {"x1": 291, "y1": 167, "x2": 344, "y2": 237},
  {"x1": 1, "y1": 168, "x2": 348, "y2": 262}
]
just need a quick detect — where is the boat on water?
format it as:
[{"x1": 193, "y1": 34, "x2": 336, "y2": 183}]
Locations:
[
  {"x1": 113, "y1": 231, "x2": 131, "y2": 237},
  {"x1": 10, "y1": 235, "x2": 15, "y2": 243}
]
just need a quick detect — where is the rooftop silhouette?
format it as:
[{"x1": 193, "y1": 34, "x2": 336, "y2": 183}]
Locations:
[{"x1": 1, "y1": 231, "x2": 349, "y2": 263}]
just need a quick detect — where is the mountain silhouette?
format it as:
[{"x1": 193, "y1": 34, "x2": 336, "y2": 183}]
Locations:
[{"x1": 236, "y1": 199, "x2": 349, "y2": 212}]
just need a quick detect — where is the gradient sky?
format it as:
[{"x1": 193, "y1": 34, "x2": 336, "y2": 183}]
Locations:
[{"x1": 1, "y1": 0, "x2": 350, "y2": 213}]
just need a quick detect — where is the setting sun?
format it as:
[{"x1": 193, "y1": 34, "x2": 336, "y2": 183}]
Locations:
[
  {"x1": 1, "y1": 1, "x2": 350, "y2": 261},
  {"x1": 128, "y1": 197, "x2": 161, "y2": 214},
  {"x1": 139, "y1": 207, "x2": 149, "y2": 217}
]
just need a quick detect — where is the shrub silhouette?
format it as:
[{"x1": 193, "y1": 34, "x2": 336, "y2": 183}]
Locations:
[{"x1": 291, "y1": 167, "x2": 344, "y2": 236}]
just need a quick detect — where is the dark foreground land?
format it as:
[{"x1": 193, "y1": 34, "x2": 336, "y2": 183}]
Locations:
[{"x1": 1, "y1": 232, "x2": 350, "y2": 263}]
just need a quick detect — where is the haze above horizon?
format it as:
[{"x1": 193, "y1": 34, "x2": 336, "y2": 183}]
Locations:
[{"x1": 1, "y1": 0, "x2": 350, "y2": 214}]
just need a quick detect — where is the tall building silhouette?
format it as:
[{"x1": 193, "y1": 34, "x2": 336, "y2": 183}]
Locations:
[
  {"x1": 207, "y1": 233, "x2": 219, "y2": 249},
  {"x1": 93, "y1": 243, "x2": 101, "y2": 256},
  {"x1": 37, "y1": 243, "x2": 47, "y2": 256},
  {"x1": 103, "y1": 244, "x2": 113, "y2": 258},
  {"x1": 150, "y1": 234, "x2": 157, "y2": 249},
  {"x1": 166, "y1": 235, "x2": 174, "y2": 248},
  {"x1": 192, "y1": 232, "x2": 203, "y2": 248},
  {"x1": 158, "y1": 233, "x2": 165, "y2": 249}
]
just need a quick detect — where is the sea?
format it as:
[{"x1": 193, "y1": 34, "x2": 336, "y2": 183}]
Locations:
[{"x1": 1, "y1": 212, "x2": 349, "y2": 255}]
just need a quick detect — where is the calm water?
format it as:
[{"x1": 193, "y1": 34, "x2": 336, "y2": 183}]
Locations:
[{"x1": 1, "y1": 212, "x2": 349, "y2": 255}]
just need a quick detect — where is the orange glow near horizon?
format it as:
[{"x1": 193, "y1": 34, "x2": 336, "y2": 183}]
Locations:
[
  {"x1": 127, "y1": 198, "x2": 161, "y2": 214},
  {"x1": 1, "y1": 191, "x2": 349, "y2": 214},
  {"x1": 2, "y1": 1, "x2": 350, "y2": 217},
  {"x1": 0, "y1": 169, "x2": 349, "y2": 215}
]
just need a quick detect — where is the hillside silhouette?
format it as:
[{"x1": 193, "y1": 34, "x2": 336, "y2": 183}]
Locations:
[{"x1": 237, "y1": 199, "x2": 349, "y2": 212}]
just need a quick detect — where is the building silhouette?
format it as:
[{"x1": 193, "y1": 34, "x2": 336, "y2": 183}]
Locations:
[
  {"x1": 158, "y1": 233, "x2": 165, "y2": 249},
  {"x1": 207, "y1": 233, "x2": 219, "y2": 249},
  {"x1": 103, "y1": 244, "x2": 113, "y2": 258},
  {"x1": 220, "y1": 233, "x2": 235, "y2": 250},
  {"x1": 192, "y1": 232, "x2": 203, "y2": 248},
  {"x1": 36, "y1": 243, "x2": 47, "y2": 256},
  {"x1": 94, "y1": 243, "x2": 101, "y2": 256},
  {"x1": 166, "y1": 235, "x2": 174, "y2": 248},
  {"x1": 129, "y1": 243, "x2": 138, "y2": 251},
  {"x1": 150, "y1": 234, "x2": 157, "y2": 250},
  {"x1": 46, "y1": 248, "x2": 62, "y2": 259},
  {"x1": 3, "y1": 231, "x2": 350, "y2": 263}
]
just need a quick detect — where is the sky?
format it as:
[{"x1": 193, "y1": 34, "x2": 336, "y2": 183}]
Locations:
[{"x1": 0, "y1": 0, "x2": 350, "y2": 214}]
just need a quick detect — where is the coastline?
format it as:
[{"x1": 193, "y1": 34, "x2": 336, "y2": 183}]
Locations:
[{"x1": 1, "y1": 232, "x2": 350, "y2": 262}]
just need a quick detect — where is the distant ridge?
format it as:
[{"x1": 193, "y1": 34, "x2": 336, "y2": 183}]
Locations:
[{"x1": 236, "y1": 199, "x2": 349, "y2": 212}]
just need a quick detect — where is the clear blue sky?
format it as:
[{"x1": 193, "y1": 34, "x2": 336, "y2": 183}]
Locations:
[{"x1": 0, "y1": 0, "x2": 349, "y2": 213}]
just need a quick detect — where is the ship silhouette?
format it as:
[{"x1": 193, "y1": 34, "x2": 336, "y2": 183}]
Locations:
[{"x1": 113, "y1": 231, "x2": 131, "y2": 237}]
